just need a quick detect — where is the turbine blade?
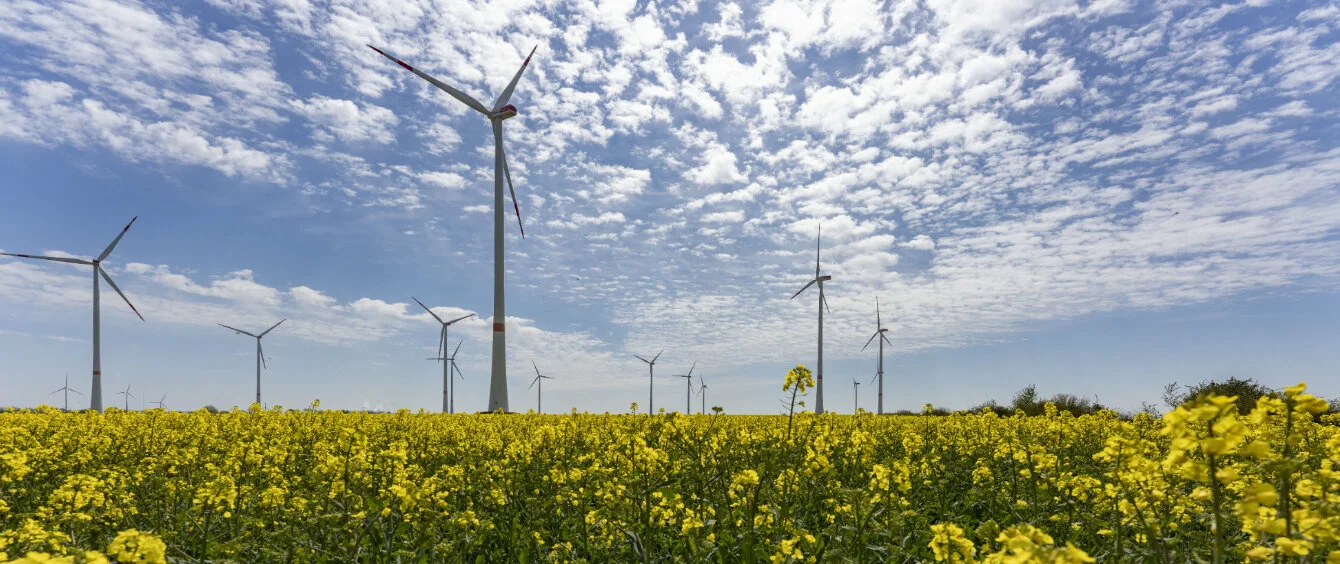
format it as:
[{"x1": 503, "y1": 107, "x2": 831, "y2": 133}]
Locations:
[
  {"x1": 452, "y1": 340, "x2": 463, "y2": 357},
  {"x1": 366, "y1": 45, "x2": 490, "y2": 115},
  {"x1": 0, "y1": 252, "x2": 91, "y2": 265},
  {"x1": 259, "y1": 340, "x2": 267, "y2": 370},
  {"x1": 815, "y1": 222, "x2": 821, "y2": 278},
  {"x1": 652, "y1": 350, "x2": 663, "y2": 363},
  {"x1": 50, "y1": 387, "x2": 63, "y2": 395},
  {"x1": 98, "y1": 267, "x2": 144, "y2": 321},
  {"x1": 97, "y1": 216, "x2": 138, "y2": 262},
  {"x1": 501, "y1": 139, "x2": 525, "y2": 238},
  {"x1": 790, "y1": 279, "x2": 817, "y2": 300},
  {"x1": 70, "y1": 389, "x2": 84, "y2": 396},
  {"x1": 437, "y1": 326, "x2": 446, "y2": 360},
  {"x1": 876, "y1": 296, "x2": 881, "y2": 328},
  {"x1": 687, "y1": 361, "x2": 696, "y2": 376},
  {"x1": 444, "y1": 313, "x2": 475, "y2": 326},
  {"x1": 882, "y1": 333, "x2": 894, "y2": 346},
  {"x1": 633, "y1": 355, "x2": 649, "y2": 364},
  {"x1": 529, "y1": 375, "x2": 540, "y2": 389},
  {"x1": 822, "y1": 293, "x2": 831, "y2": 314},
  {"x1": 412, "y1": 296, "x2": 446, "y2": 324},
  {"x1": 861, "y1": 331, "x2": 879, "y2": 352},
  {"x1": 259, "y1": 318, "x2": 286, "y2": 337},
  {"x1": 218, "y1": 324, "x2": 256, "y2": 337},
  {"x1": 453, "y1": 362, "x2": 464, "y2": 380},
  {"x1": 532, "y1": 360, "x2": 540, "y2": 377},
  {"x1": 493, "y1": 45, "x2": 537, "y2": 111}
]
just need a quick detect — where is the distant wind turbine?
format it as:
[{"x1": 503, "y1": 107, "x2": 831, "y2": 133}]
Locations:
[
  {"x1": 218, "y1": 319, "x2": 285, "y2": 406},
  {"x1": 697, "y1": 378, "x2": 709, "y2": 414},
  {"x1": 50, "y1": 373, "x2": 84, "y2": 412},
  {"x1": 150, "y1": 394, "x2": 167, "y2": 410},
  {"x1": 115, "y1": 384, "x2": 134, "y2": 411},
  {"x1": 369, "y1": 44, "x2": 539, "y2": 414},
  {"x1": 528, "y1": 361, "x2": 556, "y2": 413},
  {"x1": 428, "y1": 340, "x2": 467, "y2": 414},
  {"x1": 634, "y1": 350, "x2": 663, "y2": 414},
  {"x1": 413, "y1": 297, "x2": 475, "y2": 413},
  {"x1": 2, "y1": 217, "x2": 143, "y2": 412},
  {"x1": 790, "y1": 222, "x2": 830, "y2": 414},
  {"x1": 861, "y1": 297, "x2": 894, "y2": 415},
  {"x1": 674, "y1": 362, "x2": 696, "y2": 414},
  {"x1": 853, "y1": 378, "x2": 860, "y2": 413}
]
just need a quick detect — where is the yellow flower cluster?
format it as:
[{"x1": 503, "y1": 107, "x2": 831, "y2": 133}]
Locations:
[{"x1": 0, "y1": 382, "x2": 1338, "y2": 561}]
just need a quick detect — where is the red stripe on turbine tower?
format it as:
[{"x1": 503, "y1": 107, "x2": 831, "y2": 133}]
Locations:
[{"x1": 493, "y1": 323, "x2": 505, "y2": 332}]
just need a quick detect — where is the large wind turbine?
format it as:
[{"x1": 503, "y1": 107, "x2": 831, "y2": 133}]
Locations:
[
  {"x1": 218, "y1": 319, "x2": 285, "y2": 406},
  {"x1": 674, "y1": 362, "x2": 696, "y2": 414},
  {"x1": 634, "y1": 351, "x2": 663, "y2": 414},
  {"x1": 528, "y1": 361, "x2": 555, "y2": 414},
  {"x1": 369, "y1": 44, "x2": 538, "y2": 413},
  {"x1": 428, "y1": 340, "x2": 466, "y2": 413},
  {"x1": 861, "y1": 297, "x2": 894, "y2": 415},
  {"x1": 790, "y1": 223, "x2": 830, "y2": 414},
  {"x1": 413, "y1": 297, "x2": 475, "y2": 413},
  {"x1": 2, "y1": 217, "x2": 143, "y2": 412},
  {"x1": 50, "y1": 373, "x2": 84, "y2": 412},
  {"x1": 852, "y1": 378, "x2": 860, "y2": 413}
]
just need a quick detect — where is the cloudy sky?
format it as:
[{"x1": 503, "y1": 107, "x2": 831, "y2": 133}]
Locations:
[{"x1": 1, "y1": 0, "x2": 1338, "y2": 414}]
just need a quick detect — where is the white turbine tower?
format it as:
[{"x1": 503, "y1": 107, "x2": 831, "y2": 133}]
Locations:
[
  {"x1": 697, "y1": 378, "x2": 709, "y2": 414},
  {"x1": 634, "y1": 351, "x2": 663, "y2": 414},
  {"x1": 115, "y1": 384, "x2": 134, "y2": 412},
  {"x1": 50, "y1": 373, "x2": 84, "y2": 412},
  {"x1": 528, "y1": 361, "x2": 555, "y2": 414},
  {"x1": 413, "y1": 297, "x2": 475, "y2": 413},
  {"x1": 218, "y1": 319, "x2": 285, "y2": 406},
  {"x1": 369, "y1": 44, "x2": 538, "y2": 413},
  {"x1": 428, "y1": 340, "x2": 467, "y2": 414},
  {"x1": 790, "y1": 223, "x2": 830, "y2": 414},
  {"x1": 853, "y1": 378, "x2": 860, "y2": 413},
  {"x1": 2, "y1": 217, "x2": 144, "y2": 412},
  {"x1": 861, "y1": 297, "x2": 894, "y2": 415},
  {"x1": 673, "y1": 362, "x2": 696, "y2": 414}
]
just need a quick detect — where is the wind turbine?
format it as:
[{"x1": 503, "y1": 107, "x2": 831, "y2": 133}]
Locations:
[
  {"x1": 697, "y1": 378, "x2": 709, "y2": 414},
  {"x1": 115, "y1": 384, "x2": 134, "y2": 411},
  {"x1": 428, "y1": 340, "x2": 467, "y2": 413},
  {"x1": 853, "y1": 378, "x2": 860, "y2": 413},
  {"x1": 50, "y1": 373, "x2": 84, "y2": 411},
  {"x1": 861, "y1": 297, "x2": 894, "y2": 415},
  {"x1": 790, "y1": 222, "x2": 830, "y2": 414},
  {"x1": 218, "y1": 319, "x2": 285, "y2": 406},
  {"x1": 2, "y1": 217, "x2": 143, "y2": 412},
  {"x1": 674, "y1": 362, "x2": 696, "y2": 414},
  {"x1": 633, "y1": 351, "x2": 663, "y2": 414},
  {"x1": 150, "y1": 394, "x2": 167, "y2": 410},
  {"x1": 369, "y1": 44, "x2": 539, "y2": 414},
  {"x1": 528, "y1": 361, "x2": 556, "y2": 413},
  {"x1": 413, "y1": 297, "x2": 475, "y2": 413}
]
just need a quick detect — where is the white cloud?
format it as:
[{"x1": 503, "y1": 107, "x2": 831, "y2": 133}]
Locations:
[
  {"x1": 290, "y1": 96, "x2": 399, "y2": 144},
  {"x1": 689, "y1": 145, "x2": 747, "y2": 185}
]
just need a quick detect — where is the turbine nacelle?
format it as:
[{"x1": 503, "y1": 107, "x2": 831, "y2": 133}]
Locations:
[
  {"x1": 819, "y1": 275, "x2": 832, "y2": 281},
  {"x1": 493, "y1": 104, "x2": 518, "y2": 120}
]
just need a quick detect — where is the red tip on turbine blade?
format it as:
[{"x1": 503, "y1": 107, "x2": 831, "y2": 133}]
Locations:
[
  {"x1": 513, "y1": 201, "x2": 525, "y2": 238},
  {"x1": 493, "y1": 323, "x2": 505, "y2": 332}
]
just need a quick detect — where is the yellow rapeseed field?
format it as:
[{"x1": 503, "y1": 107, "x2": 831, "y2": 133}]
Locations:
[{"x1": 3, "y1": 371, "x2": 1340, "y2": 562}]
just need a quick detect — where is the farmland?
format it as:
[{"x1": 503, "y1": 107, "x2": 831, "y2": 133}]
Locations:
[{"x1": 2, "y1": 383, "x2": 1339, "y2": 563}]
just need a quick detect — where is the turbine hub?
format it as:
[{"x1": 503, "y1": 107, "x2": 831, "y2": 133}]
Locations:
[{"x1": 494, "y1": 104, "x2": 518, "y2": 120}]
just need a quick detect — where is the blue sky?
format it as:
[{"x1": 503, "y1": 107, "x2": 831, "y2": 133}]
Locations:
[{"x1": 1, "y1": 0, "x2": 1338, "y2": 414}]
